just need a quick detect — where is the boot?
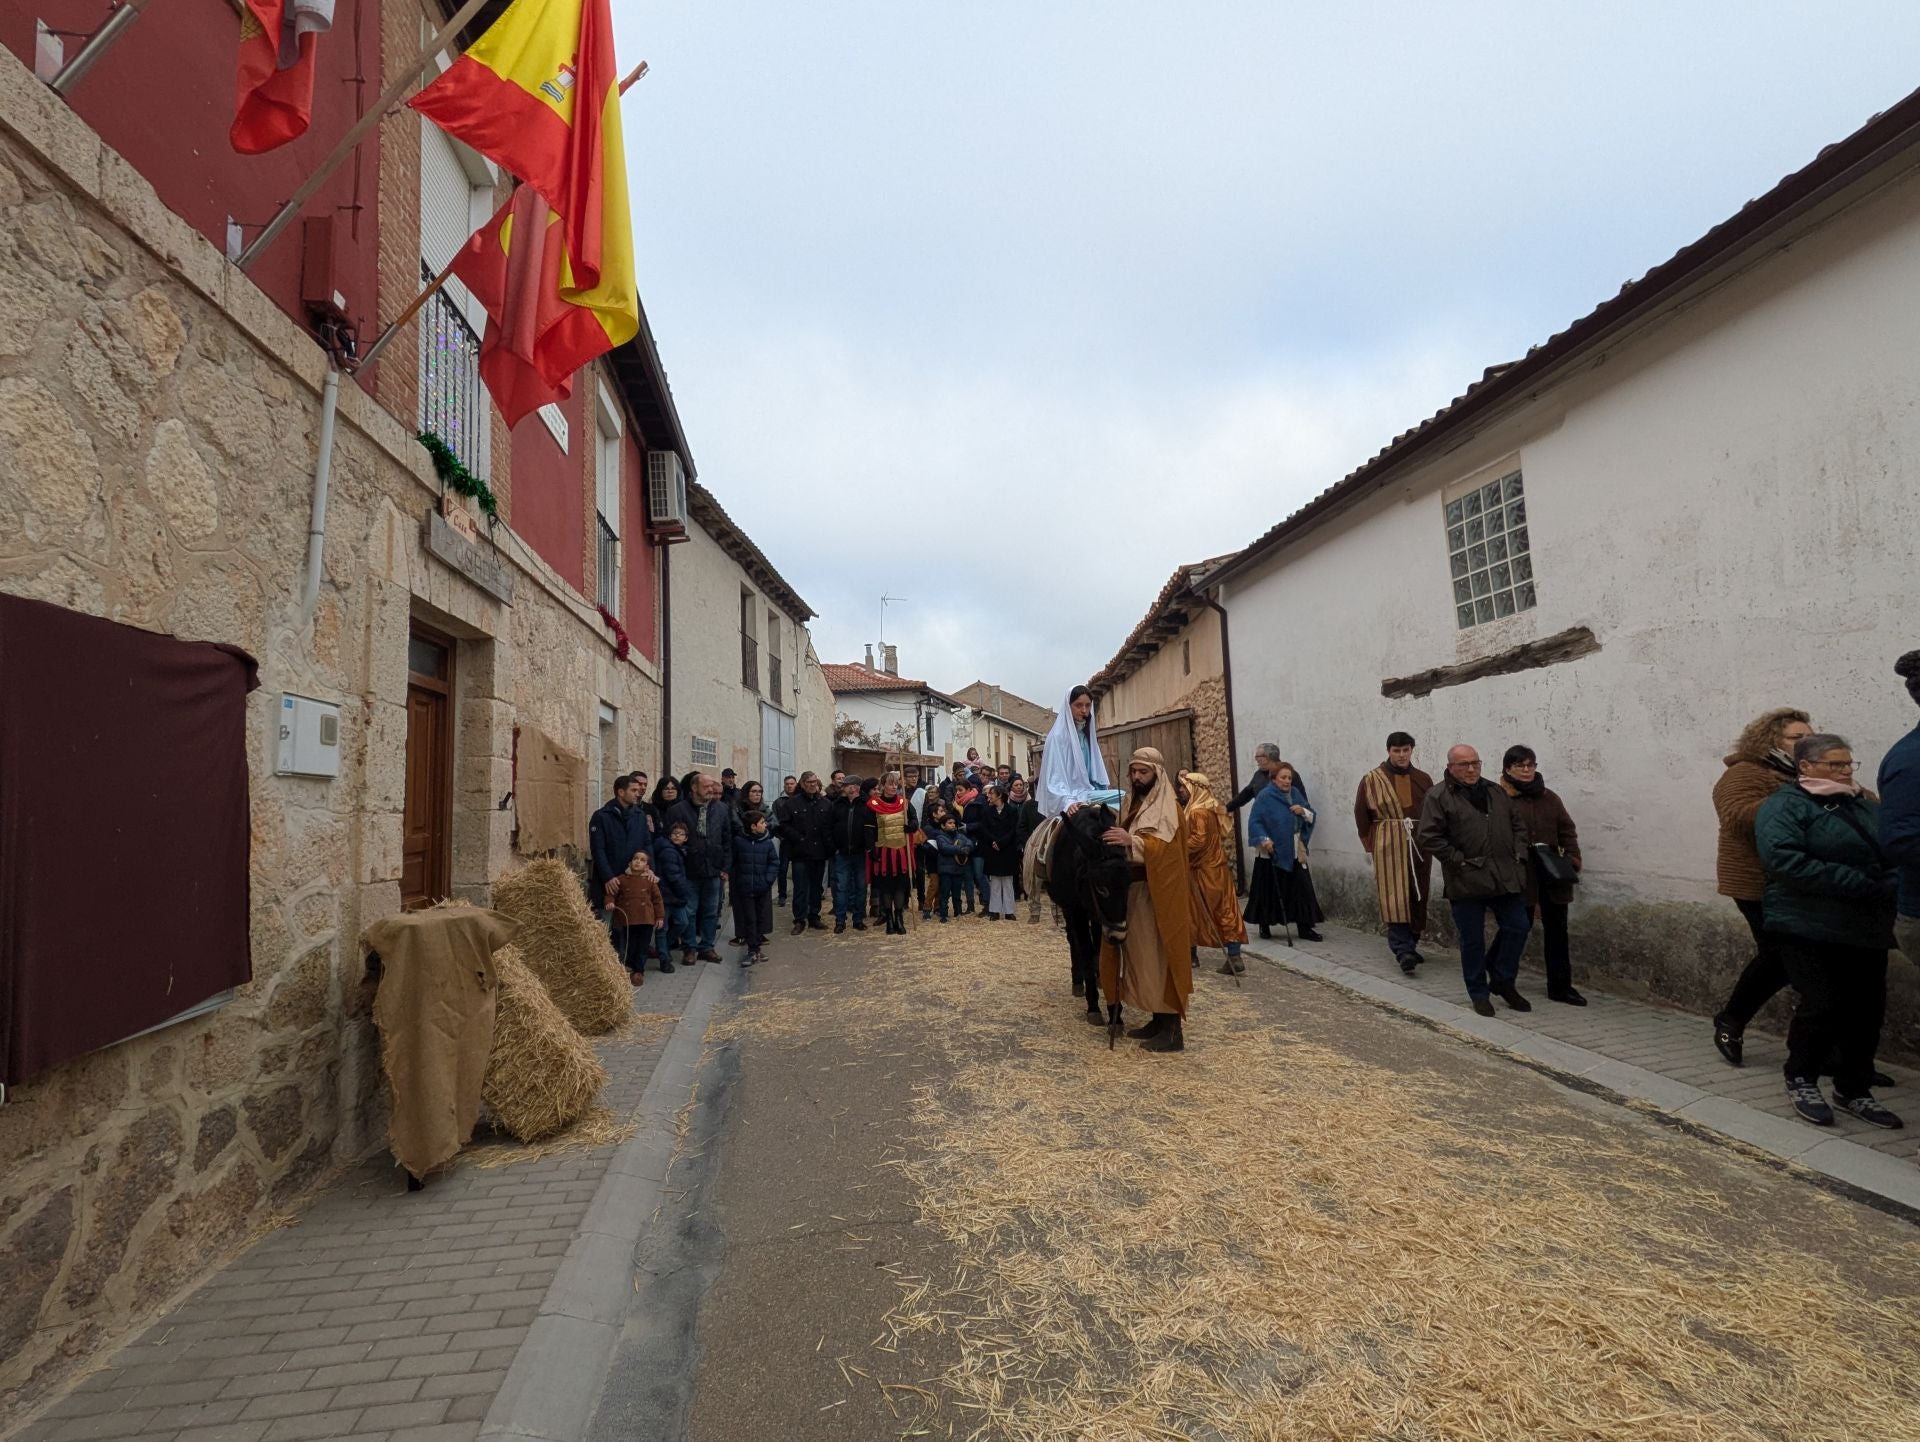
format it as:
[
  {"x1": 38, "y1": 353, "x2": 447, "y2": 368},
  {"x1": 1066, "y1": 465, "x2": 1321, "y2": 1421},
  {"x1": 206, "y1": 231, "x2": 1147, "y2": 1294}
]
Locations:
[
  {"x1": 1140, "y1": 1015, "x2": 1185, "y2": 1053},
  {"x1": 1126, "y1": 1014, "x2": 1165, "y2": 1040},
  {"x1": 791, "y1": 920, "x2": 806, "y2": 936}
]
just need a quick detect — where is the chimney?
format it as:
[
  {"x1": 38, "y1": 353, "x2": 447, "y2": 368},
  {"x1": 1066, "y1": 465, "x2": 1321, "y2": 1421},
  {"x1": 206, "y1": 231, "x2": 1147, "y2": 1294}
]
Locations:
[
  {"x1": 864, "y1": 643, "x2": 875, "y2": 670},
  {"x1": 882, "y1": 644, "x2": 898, "y2": 676}
]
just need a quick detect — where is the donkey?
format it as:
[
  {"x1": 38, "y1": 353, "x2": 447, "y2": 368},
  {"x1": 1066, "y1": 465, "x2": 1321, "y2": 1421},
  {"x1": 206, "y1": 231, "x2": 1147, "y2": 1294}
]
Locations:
[{"x1": 1040, "y1": 804, "x2": 1133, "y2": 1045}]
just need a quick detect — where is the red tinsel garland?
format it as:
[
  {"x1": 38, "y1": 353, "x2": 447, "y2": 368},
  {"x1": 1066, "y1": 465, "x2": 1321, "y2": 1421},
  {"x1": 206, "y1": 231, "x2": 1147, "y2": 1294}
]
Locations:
[{"x1": 595, "y1": 604, "x2": 631, "y2": 661}]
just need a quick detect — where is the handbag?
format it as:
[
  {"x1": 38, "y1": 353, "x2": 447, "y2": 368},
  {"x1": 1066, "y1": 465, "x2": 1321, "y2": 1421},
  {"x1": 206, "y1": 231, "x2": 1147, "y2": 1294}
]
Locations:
[{"x1": 1531, "y1": 842, "x2": 1579, "y2": 888}]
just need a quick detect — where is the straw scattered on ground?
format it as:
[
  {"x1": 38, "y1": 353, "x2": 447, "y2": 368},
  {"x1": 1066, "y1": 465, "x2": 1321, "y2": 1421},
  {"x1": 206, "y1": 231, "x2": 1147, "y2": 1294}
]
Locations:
[
  {"x1": 482, "y1": 944, "x2": 607, "y2": 1142},
  {"x1": 491, "y1": 857, "x2": 633, "y2": 1035},
  {"x1": 460, "y1": 1106, "x2": 637, "y2": 1171},
  {"x1": 721, "y1": 918, "x2": 1920, "y2": 1441}
]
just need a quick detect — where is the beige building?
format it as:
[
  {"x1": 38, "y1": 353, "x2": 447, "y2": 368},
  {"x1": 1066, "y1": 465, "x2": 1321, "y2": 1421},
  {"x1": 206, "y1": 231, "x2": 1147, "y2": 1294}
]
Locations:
[
  {"x1": 1090, "y1": 555, "x2": 1239, "y2": 802},
  {"x1": 949, "y1": 681, "x2": 1055, "y2": 776}
]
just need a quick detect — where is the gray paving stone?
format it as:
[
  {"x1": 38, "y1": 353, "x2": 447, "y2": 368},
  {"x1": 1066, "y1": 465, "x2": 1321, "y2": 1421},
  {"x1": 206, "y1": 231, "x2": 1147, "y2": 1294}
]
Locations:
[
  {"x1": 1674, "y1": 1096, "x2": 1828, "y2": 1158},
  {"x1": 357, "y1": 1400, "x2": 450, "y2": 1432},
  {"x1": 43, "y1": 1410, "x2": 164, "y2": 1442},
  {"x1": 236, "y1": 1391, "x2": 338, "y2": 1423},
  {"x1": 328, "y1": 1377, "x2": 421, "y2": 1410},
  {"x1": 1797, "y1": 1136, "x2": 1920, "y2": 1207},
  {"x1": 148, "y1": 1401, "x2": 249, "y2": 1430},
  {"x1": 304, "y1": 1359, "x2": 396, "y2": 1389},
  {"x1": 415, "y1": 1371, "x2": 503, "y2": 1402},
  {"x1": 387, "y1": 1351, "x2": 479, "y2": 1381},
  {"x1": 278, "y1": 1344, "x2": 369, "y2": 1370},
  {"x1": 259, "y1": 1410, "x2": 365, "y2": 1442},
  {"x1": 129, "y1": 1379, "x2": 233, "y2": 1410},
  {"x1": 217, "y1": 1372, "x2": 318, "y2": 1402}
]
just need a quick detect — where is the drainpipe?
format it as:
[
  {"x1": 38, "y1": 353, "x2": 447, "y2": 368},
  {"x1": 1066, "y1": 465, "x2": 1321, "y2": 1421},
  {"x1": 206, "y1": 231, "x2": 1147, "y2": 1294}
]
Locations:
[
  {"x1": 1194, "y1": 588, "x2": 1245, "y2": 893},
  {"x1": 658, "y1": 538, "x2": 672, "y2": 777},
  {"x1": 300, "y1": 364, "x2": 343, "y2": 621}
]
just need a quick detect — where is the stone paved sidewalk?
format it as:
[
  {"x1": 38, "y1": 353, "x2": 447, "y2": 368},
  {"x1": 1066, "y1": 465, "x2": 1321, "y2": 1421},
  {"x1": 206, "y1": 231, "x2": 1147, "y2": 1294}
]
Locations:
[
  {"x1": 15, "y1": 962, "x2": 710, "y2": 1442},
  {"x1": 1243, "y1": 923, "x2": 1920, "y2": 1197}
]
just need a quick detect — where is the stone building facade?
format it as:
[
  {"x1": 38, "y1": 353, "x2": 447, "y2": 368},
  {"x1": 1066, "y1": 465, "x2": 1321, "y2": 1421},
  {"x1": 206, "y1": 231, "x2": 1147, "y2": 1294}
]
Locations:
[
  {"x1": 1090, "y1": 558, "x2": 1241, "y2": 870},
  {"x1": 0, "y1": 45, "x2": 687, "y2": 1412}
]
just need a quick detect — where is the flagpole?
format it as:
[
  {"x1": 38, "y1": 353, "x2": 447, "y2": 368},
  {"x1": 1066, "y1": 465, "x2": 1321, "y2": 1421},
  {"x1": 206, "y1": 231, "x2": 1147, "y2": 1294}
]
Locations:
[
  {"x1": 237, "y1": 0, "x2": 494, "y2": 271},
  {"x1": 48, "y1": 0, "x2": 159, "y2": 95},
  {"x1": 353, "y1": 61, "x2": 649, "y2": 372}
]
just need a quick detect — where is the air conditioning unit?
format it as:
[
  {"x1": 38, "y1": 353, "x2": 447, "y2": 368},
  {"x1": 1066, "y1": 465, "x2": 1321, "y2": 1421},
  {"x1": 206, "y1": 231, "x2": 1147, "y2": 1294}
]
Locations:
[{"x1": 646, "y1": 450, "x2": 688, "y2": 534}]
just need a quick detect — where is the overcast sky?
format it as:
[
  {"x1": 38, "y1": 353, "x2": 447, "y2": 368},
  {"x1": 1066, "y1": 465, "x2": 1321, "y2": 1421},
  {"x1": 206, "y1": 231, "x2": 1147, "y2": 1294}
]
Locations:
[{"x1": 612, "y1": 2, "x2": 1920, "y2": 711}]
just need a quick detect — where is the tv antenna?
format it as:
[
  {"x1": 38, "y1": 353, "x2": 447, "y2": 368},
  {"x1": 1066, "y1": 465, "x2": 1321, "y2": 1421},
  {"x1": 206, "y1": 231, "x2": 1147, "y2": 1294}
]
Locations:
[{"x1": 879, "y1": 593, "x2": 907, "y2": 648}]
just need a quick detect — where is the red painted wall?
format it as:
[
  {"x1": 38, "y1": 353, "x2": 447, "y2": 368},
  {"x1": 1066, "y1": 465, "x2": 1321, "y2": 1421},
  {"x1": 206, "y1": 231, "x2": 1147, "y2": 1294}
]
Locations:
[
  {"x1": 622, "y1": 430, "x2": 658, "y2": 662},
  {"x1": 509, "y1": 393, "x2": 585, "y2": 592},
  {"x1": 2, "y1": 0, "x2": 382, "y2": 363}
]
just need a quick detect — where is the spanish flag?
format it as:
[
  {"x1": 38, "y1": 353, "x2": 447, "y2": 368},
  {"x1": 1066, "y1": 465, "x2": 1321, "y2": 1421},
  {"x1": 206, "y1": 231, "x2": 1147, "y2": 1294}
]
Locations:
[
  {"x1": 231, "y1": 0, "x2": 334, "y2": 154},
  {"x1": 409, "y1": 0, "x2": 637, "y2": 418}
]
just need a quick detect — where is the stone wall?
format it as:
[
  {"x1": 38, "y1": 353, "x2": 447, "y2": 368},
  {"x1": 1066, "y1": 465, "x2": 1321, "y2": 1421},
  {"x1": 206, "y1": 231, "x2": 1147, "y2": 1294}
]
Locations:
[{"x1": 0, "y1": 51, "x2": 662, "y2": 1418}]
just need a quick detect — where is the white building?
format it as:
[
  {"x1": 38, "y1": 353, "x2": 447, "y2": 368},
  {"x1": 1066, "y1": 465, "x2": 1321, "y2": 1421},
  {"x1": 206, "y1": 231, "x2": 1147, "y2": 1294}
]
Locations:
[
  {"x1": 949, "y1": 681, "x2": 1055, "y2": 775},
  {"x1": 1208, "y1": 95, "x2": 1920, "y2": 1052},
  {"x1": 825, "y1": 650, "x2": 966, "y2": 770},
  {"x1": 666, "y1": 482, "x2": 832, "y2": 799}
]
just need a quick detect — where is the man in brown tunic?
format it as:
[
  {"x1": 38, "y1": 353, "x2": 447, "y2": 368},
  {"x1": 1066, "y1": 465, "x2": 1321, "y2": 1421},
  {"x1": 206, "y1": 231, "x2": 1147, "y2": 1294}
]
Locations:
[
  {"x1": 1354, "y1": 731, "x2": 1434, "y2": 975},
  {"x1": 1179, "y1": 771, "x2": 1248, "y2": 975},
  {"x1": 1098, "y1": 748, "x2": 1195, "y2": 1052}
]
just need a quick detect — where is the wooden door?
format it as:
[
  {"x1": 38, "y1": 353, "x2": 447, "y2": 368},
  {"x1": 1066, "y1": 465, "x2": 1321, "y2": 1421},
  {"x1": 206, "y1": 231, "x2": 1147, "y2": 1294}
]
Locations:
[
  {"x1": 401, "y1": 628, "x2": 454, "y2": 908},
  {"x1": 1099, "y1": 709, "x2": 1196, "y2": 785}
]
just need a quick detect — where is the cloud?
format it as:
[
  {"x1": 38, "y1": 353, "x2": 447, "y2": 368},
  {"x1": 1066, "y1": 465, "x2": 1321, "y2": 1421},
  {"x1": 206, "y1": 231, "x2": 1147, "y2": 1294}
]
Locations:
[{"x1": 663, "y1": 324, "x2": 1484, "y2": 701}]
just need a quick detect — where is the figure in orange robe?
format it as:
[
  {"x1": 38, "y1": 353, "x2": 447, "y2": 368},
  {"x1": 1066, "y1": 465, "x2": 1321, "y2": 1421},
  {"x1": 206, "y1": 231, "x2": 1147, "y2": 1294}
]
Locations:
[
  {"x1": 1098, "y1": 747, "x2": 1195, "y2": 1052},
  {"x1": 1180, "y1": 771, "x2": 1248, "y2": 976}
]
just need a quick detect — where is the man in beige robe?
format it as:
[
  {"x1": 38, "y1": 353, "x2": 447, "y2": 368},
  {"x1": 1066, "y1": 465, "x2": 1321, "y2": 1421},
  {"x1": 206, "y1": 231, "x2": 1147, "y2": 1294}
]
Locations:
[{"x1": 1098, "y1": 747, "x2": 1195, "y2": 1052}]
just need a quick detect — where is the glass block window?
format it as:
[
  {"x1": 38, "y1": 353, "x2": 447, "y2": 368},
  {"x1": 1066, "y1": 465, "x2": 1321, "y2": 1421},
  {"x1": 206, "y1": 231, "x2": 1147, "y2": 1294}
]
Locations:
[{"x1": 1446, "y1": 470, "x2": 1535, "y2": 629}]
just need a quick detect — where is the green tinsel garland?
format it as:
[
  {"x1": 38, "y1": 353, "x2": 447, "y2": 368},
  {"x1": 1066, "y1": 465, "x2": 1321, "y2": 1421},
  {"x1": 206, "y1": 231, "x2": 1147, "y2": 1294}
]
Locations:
[{"x1": 417, "y1": 431, "x2": 499, "y2": 521}]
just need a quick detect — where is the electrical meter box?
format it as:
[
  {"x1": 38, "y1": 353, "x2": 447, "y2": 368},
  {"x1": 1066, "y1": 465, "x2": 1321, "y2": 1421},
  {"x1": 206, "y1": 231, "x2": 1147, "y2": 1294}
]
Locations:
[{"x1": 277, "y1": 694, "x2": 342, "y2": 777}]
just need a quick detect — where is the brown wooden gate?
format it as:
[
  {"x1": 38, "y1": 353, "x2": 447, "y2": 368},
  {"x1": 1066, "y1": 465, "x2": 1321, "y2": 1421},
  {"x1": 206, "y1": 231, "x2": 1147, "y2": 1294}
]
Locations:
[
  {"x1": 401, "y1": 626, "x2": 454, "y2": 908},
  {"x1": 1098, "y1": 708, "x2": 1195, "y2": 783}
]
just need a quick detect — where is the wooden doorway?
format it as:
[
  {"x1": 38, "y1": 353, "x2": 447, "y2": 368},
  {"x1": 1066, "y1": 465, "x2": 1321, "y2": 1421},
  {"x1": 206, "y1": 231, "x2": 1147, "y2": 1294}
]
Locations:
[
  {"x1": 1098, "y1": 708, "x2": 1196, "y2": 784},
  {"x1": 401, "y1": 625, "x2": 455, "y2": 908}
]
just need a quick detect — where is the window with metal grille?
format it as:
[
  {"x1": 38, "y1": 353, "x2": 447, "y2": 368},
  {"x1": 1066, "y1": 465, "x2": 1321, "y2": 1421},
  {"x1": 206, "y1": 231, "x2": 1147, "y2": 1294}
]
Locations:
[
  {"x1": 740, "y1": 589, "x2": 758, "y2": 692},
  {"x1": 594, "y1": 389, "x2": 621, "y2": 613},
  {"x1": 766, "y1": 608, "x2": 782, "y2": 701},
  {"x1": 1445, "y1": 469, "x2": 1536, "y2": 628},
  {"x1": 417, "y1": 125, "x2": 491, "y2": 480},
  {"x1": 690, "y1": 735, "x2": 719, "y2": 769}
]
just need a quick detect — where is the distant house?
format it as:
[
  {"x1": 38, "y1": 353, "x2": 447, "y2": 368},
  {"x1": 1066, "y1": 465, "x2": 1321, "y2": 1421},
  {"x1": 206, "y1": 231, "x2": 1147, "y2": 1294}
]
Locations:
[
  {"x1": 1196, "y1": 94, "x2": 1920, "y2": 1051},
  {"x1": 949, "y1": 681, "x2": 1055, "y2": 777},
  {"x1": 824, "y1": 648, "x2": 965, "y2": 777}
]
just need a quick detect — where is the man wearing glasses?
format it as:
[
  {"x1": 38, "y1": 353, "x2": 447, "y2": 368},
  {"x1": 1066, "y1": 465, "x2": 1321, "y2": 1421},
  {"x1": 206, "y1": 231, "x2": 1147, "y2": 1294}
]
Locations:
[{"x1": 1416, "y1": 744, "x2": 1535, "y2": 1017}]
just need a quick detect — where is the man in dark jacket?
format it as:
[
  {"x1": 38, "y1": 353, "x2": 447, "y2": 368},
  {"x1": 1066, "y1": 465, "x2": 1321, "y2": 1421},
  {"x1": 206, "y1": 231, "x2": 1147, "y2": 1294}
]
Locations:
[
  {"x1": 1226, "y1": 743, "x2": 1312, "y2": 816},
  {"x1": 588, "y1": 774, "x2": 652, "y2": 914},
  {"x1": 719, "y1": 768, "x2": 739, "y2": 807},
  {"x1": 782, "y1": 772, "x2": 836, "y2": 934},
  {"x1": 771, "y1": 774, "x2": 800, "y2": 907},
  {"x1": 831, "y1": 776, "x2": 877, "y2": 933},
  {"x1": 684, "y1": 773, "x2": 737, "y2": 961},
  {"x1": 1884, "y1": 651, "x2": 1920, "y2": 963},
  {"x1": 1416, "y1": 745, "x2": 1533, "y2": 1017}
]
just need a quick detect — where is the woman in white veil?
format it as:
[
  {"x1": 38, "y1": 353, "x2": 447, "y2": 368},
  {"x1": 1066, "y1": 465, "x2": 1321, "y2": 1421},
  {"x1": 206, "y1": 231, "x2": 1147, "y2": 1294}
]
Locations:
[{"x1": 1037, "y1": 685, "x2": 1123, "y2": 818}]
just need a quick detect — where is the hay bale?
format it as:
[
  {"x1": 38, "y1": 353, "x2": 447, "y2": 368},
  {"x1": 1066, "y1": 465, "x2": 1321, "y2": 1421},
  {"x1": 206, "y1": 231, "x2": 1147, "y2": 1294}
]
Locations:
[
  {"x1": 491, "y1": 856, "x2": 633, "y2": 1035},
  {"x1": 483, "y1": 944, "x2": 607, "y2": 1143}
]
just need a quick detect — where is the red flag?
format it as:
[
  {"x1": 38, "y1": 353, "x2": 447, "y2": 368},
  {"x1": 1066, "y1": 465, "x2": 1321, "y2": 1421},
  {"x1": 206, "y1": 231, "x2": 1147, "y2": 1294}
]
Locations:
[
  {"x1": 231, "y1": 0, "x2": 335, "y2": 154},
  {"x1": 451, "y1": 186, "x2": 620, "y2": 428}
]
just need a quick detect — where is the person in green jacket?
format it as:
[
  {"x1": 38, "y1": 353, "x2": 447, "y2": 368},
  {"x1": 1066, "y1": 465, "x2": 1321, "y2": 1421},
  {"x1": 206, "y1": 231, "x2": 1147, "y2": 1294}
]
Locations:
[{"x1": 1755, "y1": 732, "x2": 1900, "y2": 1130}]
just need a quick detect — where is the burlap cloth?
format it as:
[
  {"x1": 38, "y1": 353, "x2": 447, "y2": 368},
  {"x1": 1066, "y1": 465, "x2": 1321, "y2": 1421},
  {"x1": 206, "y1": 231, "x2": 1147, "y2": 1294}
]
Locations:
[{"x1": 365, "y1": 907, "x2": 516, "y2": 1179}]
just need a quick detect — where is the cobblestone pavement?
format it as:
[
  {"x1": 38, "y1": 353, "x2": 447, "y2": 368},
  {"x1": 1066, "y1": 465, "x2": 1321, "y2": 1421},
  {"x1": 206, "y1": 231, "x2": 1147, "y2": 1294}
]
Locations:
[
  {"x1": 1246, "y1": 922, "x2": 1920, "y2": 1185},
  {"x1": 15, "y1": 963, "x2": 706, "y2": 1442}
]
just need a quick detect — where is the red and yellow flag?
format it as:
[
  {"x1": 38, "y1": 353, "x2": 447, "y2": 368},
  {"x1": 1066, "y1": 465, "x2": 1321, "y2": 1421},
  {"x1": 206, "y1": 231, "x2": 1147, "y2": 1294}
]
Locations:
[
  {"x1": 408, "y1": 0, "x2": 637, "y2": 402},
  {"x1": 450, "y1": 185, "x2": 615, "y2": 427},
  {"x1": 231, "y1": 0, "x2": 334, "y2": 154}
]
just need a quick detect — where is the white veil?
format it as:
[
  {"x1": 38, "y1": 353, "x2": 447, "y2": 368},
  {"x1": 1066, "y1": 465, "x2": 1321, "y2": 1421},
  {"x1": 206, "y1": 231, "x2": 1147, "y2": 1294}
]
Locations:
[{"x1": 1036, "y1": 687, "x2": 1117, "y2": 817}]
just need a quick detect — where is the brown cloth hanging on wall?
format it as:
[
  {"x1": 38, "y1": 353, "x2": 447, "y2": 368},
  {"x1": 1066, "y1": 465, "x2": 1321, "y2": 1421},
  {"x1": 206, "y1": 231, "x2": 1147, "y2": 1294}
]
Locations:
[
  {"x1": 0, "y1": 595, "x2": 259, "y2": 1087},
  {"x1": 364, "y1": 907, "x2": 514, "y2": 1179},
  {"x1": 514, "y1": 726, "x2": 586, "y2": 853}
]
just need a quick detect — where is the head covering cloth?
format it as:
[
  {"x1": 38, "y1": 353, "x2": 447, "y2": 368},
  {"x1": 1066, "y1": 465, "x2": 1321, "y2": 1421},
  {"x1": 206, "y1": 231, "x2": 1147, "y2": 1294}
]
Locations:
[
  {"x1": 1120, "y1": 747, "x2": 1184, "y2": 843},
  {"x1": 1036, "y1": 686, "x2": 1114, "y2": 817},
  {"x1": 1180, "y1": 771, "x2": 1223, "y2": 815}
]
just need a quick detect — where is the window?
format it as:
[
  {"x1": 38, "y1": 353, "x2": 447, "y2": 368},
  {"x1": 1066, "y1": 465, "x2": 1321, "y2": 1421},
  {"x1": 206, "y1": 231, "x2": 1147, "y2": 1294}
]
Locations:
[
  {"x1": 690, "y1": 734, "x2": 719, "y2": 769},
  {"x1": 1181, "y1": 638, "x2": 1191, "y2": 675},
  {"x1": 418, "y1": 125, "x2": 493, "y2": 479},
  {"x1": 740, "y1": 589, "x2": 758, "y2": 691},
  {"x1": 1445, "y1": 468, "x2": 1535, "y2": 629},
  {"x1": 766, "y1": 609, "x2": 782, "y2": 702},
  {"x1": 597, "y1": 702, "x2": 619, "y2": 798},
  {"x1": 594, "y1": 387, "x2": 622, "y2": 613}
]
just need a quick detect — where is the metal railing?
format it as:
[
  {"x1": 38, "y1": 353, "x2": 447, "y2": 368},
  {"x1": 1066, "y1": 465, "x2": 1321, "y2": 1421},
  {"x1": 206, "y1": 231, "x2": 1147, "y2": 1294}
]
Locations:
[
  {"x1": 417, "y1": 261, "x2": 487, "y2": 478},
  {"x1": 596, "y1": 515, "x2": 619, "y2": 611}
]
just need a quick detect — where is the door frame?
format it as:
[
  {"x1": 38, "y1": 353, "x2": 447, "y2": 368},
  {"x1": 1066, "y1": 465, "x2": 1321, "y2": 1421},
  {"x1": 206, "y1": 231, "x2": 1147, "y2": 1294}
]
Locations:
[{"x1": 404, "y1": 621, "x2": 457, "y2": 908}]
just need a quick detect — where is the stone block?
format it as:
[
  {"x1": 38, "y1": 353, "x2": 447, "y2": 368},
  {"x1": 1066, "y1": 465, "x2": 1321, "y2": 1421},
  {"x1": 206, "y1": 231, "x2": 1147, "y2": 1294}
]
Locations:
[
  {"x1": 64, "y1": 1108, "x2": 185, "y2": 1309},
  {"x1": 357, "y1": 813, "x2": 403, "y2": 886},
  {"x1": 0, "y1": 1186, "x2": 73, "y2": 1369},
  {"x1": 194, "y1": 1106, "x2": 239, "y2": 1173},
  {"x1": 0, "y1": 376, "x2": 103, "y2": 543},
  {"x1": 146, "y1": 419, "x2": 222, "y2": 542},
  {"x1": 130, "y1": 1161, "x2": 262, "y2": 1311},
  {"x1": 241, "y1": 1085, "x2": 305, "y2": 1163},
  {"x1": 129, "y1": 285, "x2": 187, "y2": 377},
  {"x1": 0, "y1": 230, "x2": 55, "y2": 357},
  {"x1": 264, "y1": 945, "x2": 335, "y2": 1033},
  {"x1": 0, "y1": 554, "x2": 108, "y2": 615}
]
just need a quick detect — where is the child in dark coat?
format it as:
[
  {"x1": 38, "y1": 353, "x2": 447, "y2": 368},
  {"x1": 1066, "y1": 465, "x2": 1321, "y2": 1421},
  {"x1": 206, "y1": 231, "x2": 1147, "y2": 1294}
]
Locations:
[
  {"x1": 934, "y1": 816, "x2": 976, "y2": 923},
  {"x1": 730, "y1": 811, "x2": 779, "y2": 964},
  {"x1": 606, "y1": 850, "x2": 664, "y2": 983},
  {"x1": 651, "y1": 820, "x2": 693, "y2": 973}
]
